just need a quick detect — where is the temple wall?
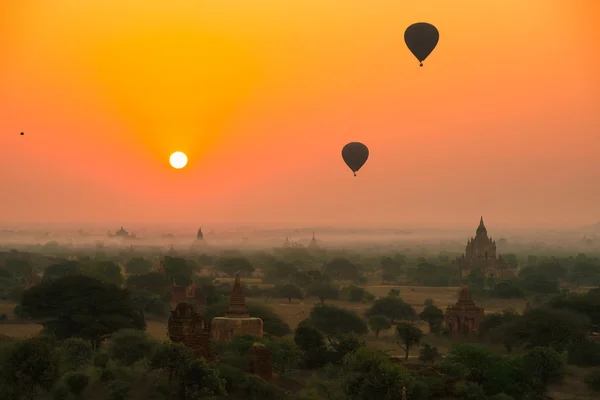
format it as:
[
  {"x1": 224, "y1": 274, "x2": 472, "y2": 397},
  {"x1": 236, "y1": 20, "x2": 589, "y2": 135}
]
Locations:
[{"x1": 210, "y1": 317, "x2": 263, "y2": 342}]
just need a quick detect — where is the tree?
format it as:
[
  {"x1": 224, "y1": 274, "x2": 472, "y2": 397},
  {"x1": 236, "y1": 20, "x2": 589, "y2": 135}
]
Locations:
[
  {"x1": 368, "y1": 315, "x2": 392, "y2": 338},
  {"x1": 341, "y1": 285, "x2": 375, "y2": 303},
  {"x1": 510, "y1": 308, "x2": 589, "y2": 352},
  {"x1": 63, "y1": 372, "x2": 90, "y2": 400},
  {"x1": 395, "y1": 322, "x2": 423, "y2": 360},
  {"x1": 273, "y1": 283, "x2": 304, "y2": 303},
  {"x1": 294, "y1": 322, "x2": 327, "y2": 368},
  {"x1": 419, "y1": 305, "x2": 444, "y2": 334},
  {"x1": 20, "y1": 275, "x2": 145, "y2": 348},
  {"x1": 56, "y1": 337, "x2": 93, "y2": 373},
  {"x1": 307, "y1": 304, "x2": 368, "y2": 337},
  {"x1": 418, "y1": 343, "x2": 440, "y2": 364},
  {"x1": 0, "y1": 336, "x2": 60, "y2": 399},
  {"x1": 107, "y1": 329, "x2": 157, "y2": 366},
  {"x1": 522, "y1": 346, "x2": 566, "y2": 393},
  {"x1": 263, "y1": 261, "x2": 299, "y2": 283},
  {"x1": 266, "y1": 337, "x2": 305, "y2": 374},
  {"x1": 215, "y1": 256, "x2": 255, "y2": 277},
  {"x1": 490, "y1": 281, "x2": 525, "y2": 299},
  {"x1": 323, "y1": 258, "x2": 360, "y2": 281},
  {"x1": 125, "y1": 257, "x2": 153, "y2": 275},
  {"x1": 365, "y1": 296, "x2": 416, "y2": 324},
  {"x1": 339, "y1": 347, "x2": 414, "y2": 400},
  {"x1": 306, "y1": 281, "x2": 339, "y2": 304},
  {"x1": 292, "y1": 270, "x2": 331, "y2": 288},
  {"x1": 78, "y1": 261, "x2": 124, "y2": 286},
  {"x1": 126, "y1": 272, "x2": 169, "y2": 295},
  {"x1": 177, "y1": 357, "x2": 226, "y2": 399},
  {"x1": 149, "y1": 342, "x2": 195, "y2": 397},
  {"x1": 165, "y1": 257, "x2": 196, "y2": 285},
  {"x1": 42, "y1": 261, "x2": 79, "y2": 282}
]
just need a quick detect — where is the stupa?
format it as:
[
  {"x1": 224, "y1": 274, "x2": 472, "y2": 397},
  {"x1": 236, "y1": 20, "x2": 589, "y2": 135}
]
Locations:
[{"x1": 210, "y1": 273, "x2": 263, "y2": 342}]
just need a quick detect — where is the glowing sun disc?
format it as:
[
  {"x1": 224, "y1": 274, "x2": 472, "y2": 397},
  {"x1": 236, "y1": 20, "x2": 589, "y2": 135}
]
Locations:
[{"x1": 169, "y1": 151, "x2": 188, "y2": 169}]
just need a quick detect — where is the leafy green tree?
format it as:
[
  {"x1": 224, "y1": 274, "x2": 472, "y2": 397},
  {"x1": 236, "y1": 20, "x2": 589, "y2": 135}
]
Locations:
[
  {"x1": 368, "y1": 314, "x2": 391, "y2": 338},
  {"x1": 0, "y1": 336, "x2": 60, "y2": 399},
  {"x1": 126, "y1": 272, "x2": 169, "y2": 295},
  {"x1": 418, "y1": 343, "x2": 440, "y2": 364},
  {"x1": 306, "y1": 281, "x2": 339, "y2": 304},
  {"x1": 63, "y1": 372, "x2": 90, "y2": 400},
  {"x1": 273, "y1": 283, "x2": 304, "y2": 303},
  {"x1": 490, "y1": 281, "x2": 525, "y2": 298},
  {"x1": 510, "y1": 308, "x2": 589, "y2": 352},
  {"x1": 149, "y1": 342, "x2": 195, "y2": 397},
  {"x1": 365, "y1": 296, "x2": 416, "y2": 323},
  {"x1": 20, "y1": 275, "x2": 145, "y2": 348},
  {"x1": 42, "y1": 261, "x2": 79, "y2": 282},
  {"x1": 522, "y1": 346, "x2": 566, "y2": 393},
  {"x1": 339, "y1": 347, "x2": 414, "y2": 400},
  {"x1": 341, "y1": 285, "x2": 375, "y2": 303},
  {"x1": 294, "y1": 322, "x2": 327, "y2": 368},
  {"x1": 215, "y1": 256, "x2": 254, "y2": 277},
  {"x1": 78, "y1": 261, "x2": 124, "y2": 286},
  {"x1": 263, "y1": 261, "x2": 299, "y2": 283},
  {"x1": 323, "y1": 258, "x2": 360, "y2": 281},
  {"x1": 419, "y1": 305, "x2": 444, "y2": 334},
  {"x1": 125, "y1": 257, "x2": 153, "y2": 275},
  {"x1": 165, "y1": 256, "x2": 196, "y2": 285},
  {"x1": 177, "y1": 357, "x2": 226, "y2": 399},
  {"x1": 307, "y1": 304, "x2": 368, "y2": 337},
  {"x1": 55, "y1": 337, "x2": 93, "y2": 373},
  {"x1": 395, "y1": 322, "x2": 423, "y2": 360},
  {"x1": 266, "y1": 337, "x2": 305, "y2": 374},
  {"x1": 107, "y1": 329, "x2": 156, "y2": 366}
]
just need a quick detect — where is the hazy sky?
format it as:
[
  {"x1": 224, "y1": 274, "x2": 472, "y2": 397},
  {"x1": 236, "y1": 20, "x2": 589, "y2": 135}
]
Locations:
[{"x1": 1, "y1": 1, "x2": 599, "y2": 229}]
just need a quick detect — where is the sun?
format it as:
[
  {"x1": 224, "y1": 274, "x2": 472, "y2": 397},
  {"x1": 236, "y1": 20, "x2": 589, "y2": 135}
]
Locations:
[{"x1": 169, "y1": 151, "x2": 188, "y2": 169}]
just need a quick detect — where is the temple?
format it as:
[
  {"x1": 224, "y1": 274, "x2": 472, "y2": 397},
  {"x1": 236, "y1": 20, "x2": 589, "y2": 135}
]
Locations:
[
  {"x1": 308, "y1": 232, "x2": 319, "y2": 250},
  {"x1": 444, "y1": 285, "x2": 485, "y2": 335},
  {"x1": 108, "y1": 226, "x2": 136, "y2": 239},
  {"x1": 453, "y1": 217, "x2": 517, "y2": 278},
  {"x1": 210, "y1": 273, "x2": 264, "y2": 342},
  {"x1": 197, "y1": 227, "x2": 203, "y2": 241},
  {"x1": 167, "y1": 303, "x2": 212, "y2": 360},
  {"x1": 171, "y1": 280, "x2": 206, "y2": 312}
]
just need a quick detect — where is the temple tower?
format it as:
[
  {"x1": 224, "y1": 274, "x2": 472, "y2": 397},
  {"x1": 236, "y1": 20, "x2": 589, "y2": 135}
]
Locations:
[{"x1": 210, "y1": 273, "x2": 263, "y2": 342}]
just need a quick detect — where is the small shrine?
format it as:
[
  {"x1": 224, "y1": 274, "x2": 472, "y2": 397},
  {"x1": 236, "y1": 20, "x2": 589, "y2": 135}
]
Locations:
[
  {"x1": 167, "y1": 303, "x2": 212, "y2": 360},
  {"x1": 171, "y1": 280, "x2": 206, "y2": 312},
  {"x1": 210, "y1": 273, "x2": 263, "y2": 342},
  {"x1": 444, "y1": 284, "x2": 484, "y2": 335}
]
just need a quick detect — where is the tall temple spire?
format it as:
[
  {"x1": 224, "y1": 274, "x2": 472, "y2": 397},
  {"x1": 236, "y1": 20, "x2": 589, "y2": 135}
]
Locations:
[
  {"x1": 226, "y1": 272, "x2": 250, "y2": 318},
  {"x1": 476, "y1": 216, "x2": 487, "y2": 235}
]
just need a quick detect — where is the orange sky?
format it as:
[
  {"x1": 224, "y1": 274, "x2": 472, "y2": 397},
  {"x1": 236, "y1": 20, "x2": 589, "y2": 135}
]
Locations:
[{"x1": 1, "y1": 0, "x2": 599, "y2": 229}]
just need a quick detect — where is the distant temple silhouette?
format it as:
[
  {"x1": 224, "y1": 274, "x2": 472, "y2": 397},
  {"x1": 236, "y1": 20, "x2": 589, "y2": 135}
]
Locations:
[
  {"x1": 453, "y1": 217, "x2": 518, "y2": 279},
  {"x1": 107, "y1": 226, "x2": 136, "y2": 239}
]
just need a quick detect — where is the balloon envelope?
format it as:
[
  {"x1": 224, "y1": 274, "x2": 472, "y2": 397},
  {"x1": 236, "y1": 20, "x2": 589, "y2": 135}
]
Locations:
[
  {"x1": 404, "y1": 22, "x2": 439, "y2": 66},
  {"x1": 342, "y1": 142, "x2": 369, "y2": 176}
]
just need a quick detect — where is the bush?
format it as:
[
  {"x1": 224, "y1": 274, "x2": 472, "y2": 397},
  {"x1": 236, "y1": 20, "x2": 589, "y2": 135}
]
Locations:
[
  {"x1": 107, "y1": 380, "x2": 132, "y2": 400},
  {"x1": 568, "y1": 340, "x2": 600, "y2": 367},
  {"x1": 584, "y1": 368, "x2": 600, "y2": 391}
]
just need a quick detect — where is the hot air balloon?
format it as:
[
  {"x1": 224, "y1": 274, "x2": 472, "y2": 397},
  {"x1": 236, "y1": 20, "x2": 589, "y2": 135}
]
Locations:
[
  {"x1": 404, "y1": 22, "x2": 439, "y2": 67},
  {"x1": 342, "y1": 142, "x2": 369, "y2": 177}
]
